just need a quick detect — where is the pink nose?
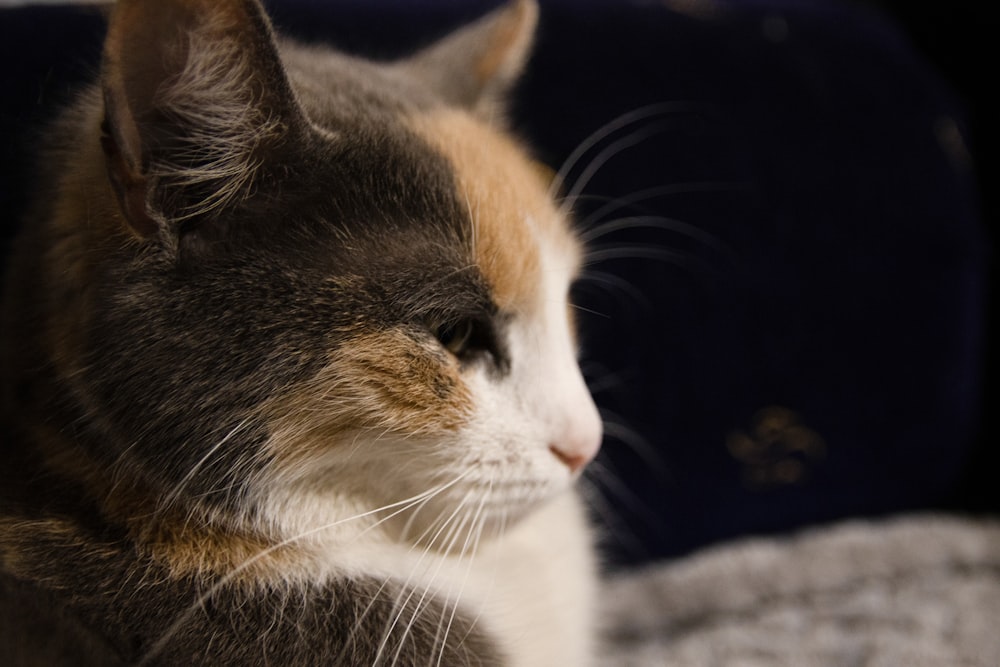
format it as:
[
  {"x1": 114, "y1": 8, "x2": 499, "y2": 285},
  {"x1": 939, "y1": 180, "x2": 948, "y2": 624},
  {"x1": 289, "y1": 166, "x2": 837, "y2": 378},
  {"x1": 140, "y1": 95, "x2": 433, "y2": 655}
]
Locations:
[
  {"x1": 549, "y1": 445, "x2": 592, "y2": 474},
  {"x1": 549, "y1": 414, "x2": 602, "y2": 474}
]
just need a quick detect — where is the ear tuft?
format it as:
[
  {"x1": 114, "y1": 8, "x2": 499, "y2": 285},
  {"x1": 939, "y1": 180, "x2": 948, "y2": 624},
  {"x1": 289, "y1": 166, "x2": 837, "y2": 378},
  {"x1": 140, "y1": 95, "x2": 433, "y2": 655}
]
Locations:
[
  {"x1": 101, "y1": 0, "x2": 304, "y2": 238},
  {"x1": 403, "y1": 0, "x2": 539, "y2": 122}
]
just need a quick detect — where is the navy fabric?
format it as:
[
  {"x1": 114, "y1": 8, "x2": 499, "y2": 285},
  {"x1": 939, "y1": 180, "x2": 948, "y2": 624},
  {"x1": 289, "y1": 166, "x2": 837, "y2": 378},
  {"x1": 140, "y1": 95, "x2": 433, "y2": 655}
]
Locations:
[{"x1": 0, "y1": 1, "x2": 989, "y2": 566}]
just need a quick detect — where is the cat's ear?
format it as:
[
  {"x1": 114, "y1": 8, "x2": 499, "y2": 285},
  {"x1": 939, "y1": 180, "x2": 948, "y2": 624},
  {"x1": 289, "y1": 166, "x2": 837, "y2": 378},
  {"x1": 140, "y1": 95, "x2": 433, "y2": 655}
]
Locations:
[
  {"x1": 100, "y1": 0, "x2": 306, "y2": 238},
  {"x1": 401, "y1": 0, "x2": 539, "y2": 121}
]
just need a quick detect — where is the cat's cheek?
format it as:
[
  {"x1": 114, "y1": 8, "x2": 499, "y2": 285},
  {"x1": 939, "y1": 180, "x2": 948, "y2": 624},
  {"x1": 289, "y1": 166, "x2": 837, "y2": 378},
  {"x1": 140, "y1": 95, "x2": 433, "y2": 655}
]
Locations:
[{"x1": 260, "y1": 331, "x2": 474, "y2": 465}]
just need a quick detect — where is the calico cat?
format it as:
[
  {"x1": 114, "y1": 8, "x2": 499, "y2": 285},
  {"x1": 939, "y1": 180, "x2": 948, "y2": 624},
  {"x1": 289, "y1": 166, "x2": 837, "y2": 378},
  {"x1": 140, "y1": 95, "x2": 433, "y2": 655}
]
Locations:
[{"x1": 0, "y1": 0, "x2": 603, "y2": 664}]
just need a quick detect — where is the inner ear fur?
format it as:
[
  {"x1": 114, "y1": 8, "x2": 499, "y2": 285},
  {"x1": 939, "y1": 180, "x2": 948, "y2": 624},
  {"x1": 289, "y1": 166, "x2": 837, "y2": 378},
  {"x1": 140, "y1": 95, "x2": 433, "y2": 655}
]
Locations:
[{"x1": 101, "y1": 0, "x2": 306, "y2": 238}]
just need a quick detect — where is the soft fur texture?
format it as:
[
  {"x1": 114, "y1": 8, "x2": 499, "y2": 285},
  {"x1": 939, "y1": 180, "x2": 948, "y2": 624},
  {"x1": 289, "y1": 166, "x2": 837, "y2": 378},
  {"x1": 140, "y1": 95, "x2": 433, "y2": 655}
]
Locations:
[
  {"x1": 601, "y1": 514, "x2": 1000, "y2": 666},
  {"x1": 0, "y1": 0, "x2": 602, "y2": 664}
]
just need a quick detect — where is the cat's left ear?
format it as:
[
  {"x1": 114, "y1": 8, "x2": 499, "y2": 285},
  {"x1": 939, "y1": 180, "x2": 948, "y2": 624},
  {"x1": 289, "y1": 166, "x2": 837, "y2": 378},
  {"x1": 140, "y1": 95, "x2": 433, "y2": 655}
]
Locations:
[
  {"x1": 100, "y1": 0, "x2": 308, "y2": 240},
  {"x1": 400, "y1": 0, "x2": 539, "y2": 121}
]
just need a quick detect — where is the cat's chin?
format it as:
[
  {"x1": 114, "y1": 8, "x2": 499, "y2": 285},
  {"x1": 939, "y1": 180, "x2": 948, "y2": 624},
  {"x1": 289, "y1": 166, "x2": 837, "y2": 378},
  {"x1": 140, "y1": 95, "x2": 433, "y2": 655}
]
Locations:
[
  {"x1": 258, "y1": 465, "x2": 570, "y2": 555},
  {"x1": 388, "y1": 485, "x2": 564, "y2": 552},
  {"x1": 370, "y1": 457, "x2": 575, "y2": 548}
]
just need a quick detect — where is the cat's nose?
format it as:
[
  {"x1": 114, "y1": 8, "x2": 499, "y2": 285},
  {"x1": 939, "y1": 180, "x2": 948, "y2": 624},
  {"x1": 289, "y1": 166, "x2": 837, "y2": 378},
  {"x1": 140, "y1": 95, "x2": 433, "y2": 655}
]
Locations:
[
  {"x1": 549, "y1": 444, "x2": 590, "y2": 474},
  {"x1": 549, "y1": 400, "x2": 602, "y2": 474}
]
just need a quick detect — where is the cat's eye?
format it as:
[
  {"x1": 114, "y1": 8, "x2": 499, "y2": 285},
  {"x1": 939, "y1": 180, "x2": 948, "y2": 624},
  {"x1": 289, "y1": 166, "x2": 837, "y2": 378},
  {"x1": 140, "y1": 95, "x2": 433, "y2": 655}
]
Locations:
[{"x1": 434, "y1": 319, "x2": 476, "y2": 357}]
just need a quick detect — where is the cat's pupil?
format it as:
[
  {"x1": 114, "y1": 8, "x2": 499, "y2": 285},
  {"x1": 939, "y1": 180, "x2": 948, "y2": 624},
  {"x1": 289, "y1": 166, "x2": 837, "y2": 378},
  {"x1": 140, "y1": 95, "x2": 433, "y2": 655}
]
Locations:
[{"x1": 434, "y1": 319, "x2": 475, "y2": 357}]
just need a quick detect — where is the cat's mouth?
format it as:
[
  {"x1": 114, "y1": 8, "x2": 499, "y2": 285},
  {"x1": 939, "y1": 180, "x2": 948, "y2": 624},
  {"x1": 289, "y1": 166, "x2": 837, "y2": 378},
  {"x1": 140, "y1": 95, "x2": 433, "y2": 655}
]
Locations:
[
  {"x1": 257, "y1": 439, "x2": 569, "y2": 550},
  {"x1": 375, "y1": 473, "x2": 564, "y2": 549},
  {"x1": 394, "y1": 501, "x2": 537, "y2": 551}
]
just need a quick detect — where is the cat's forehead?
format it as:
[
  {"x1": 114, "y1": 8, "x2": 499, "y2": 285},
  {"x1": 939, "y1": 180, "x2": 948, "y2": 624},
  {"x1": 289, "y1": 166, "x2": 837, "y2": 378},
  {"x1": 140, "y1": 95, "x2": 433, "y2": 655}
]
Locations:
[
  {"x1": 280, "y1": 43, "x2": 438, "y2": 122},
  {"x1": 408, "y1": 110, "x2": 579, "y2": 313},
  {"x1": 279, "y1": 43, "x2": 577, "y2": 314}
]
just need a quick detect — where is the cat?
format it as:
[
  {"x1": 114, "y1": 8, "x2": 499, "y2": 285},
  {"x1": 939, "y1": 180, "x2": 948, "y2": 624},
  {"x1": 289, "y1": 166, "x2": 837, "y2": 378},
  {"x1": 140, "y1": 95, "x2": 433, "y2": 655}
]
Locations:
[{"x1": 0, "y1": 0, "x2": 603, "y2": 665}]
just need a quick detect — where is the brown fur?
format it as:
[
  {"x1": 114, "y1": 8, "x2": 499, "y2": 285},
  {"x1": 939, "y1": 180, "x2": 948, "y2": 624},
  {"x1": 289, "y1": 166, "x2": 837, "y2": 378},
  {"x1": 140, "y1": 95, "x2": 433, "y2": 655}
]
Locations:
[
  {"x1": 264, "y1": 328, "x2": 474, "y2": 480},
  {"x1": 409, "y1": 110, "x2": 581, "y2": 314}
]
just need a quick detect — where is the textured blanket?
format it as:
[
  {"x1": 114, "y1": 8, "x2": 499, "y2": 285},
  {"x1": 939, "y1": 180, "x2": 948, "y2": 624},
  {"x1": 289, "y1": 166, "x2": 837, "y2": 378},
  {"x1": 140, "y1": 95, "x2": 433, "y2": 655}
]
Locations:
[{"x1": 601, "y1": 515, "x2": 1000, "y2": 666}]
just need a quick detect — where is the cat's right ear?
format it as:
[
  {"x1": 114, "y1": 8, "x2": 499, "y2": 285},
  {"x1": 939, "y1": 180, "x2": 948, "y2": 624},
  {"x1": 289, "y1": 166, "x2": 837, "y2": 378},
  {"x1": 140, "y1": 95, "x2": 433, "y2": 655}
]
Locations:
[
  {"x1": 100, "y1": 0, "x2": 306, "y2": 239},
  {"x1": 401, "y1": 0, "x2": 539, "y2": 122}
]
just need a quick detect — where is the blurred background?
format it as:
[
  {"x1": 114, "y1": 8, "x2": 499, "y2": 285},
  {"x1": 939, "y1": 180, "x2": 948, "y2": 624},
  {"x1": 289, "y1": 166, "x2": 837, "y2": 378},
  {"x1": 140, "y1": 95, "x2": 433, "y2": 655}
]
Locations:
[{"x1": 859, "y1": 0, "x2": 997, "y2": 512}]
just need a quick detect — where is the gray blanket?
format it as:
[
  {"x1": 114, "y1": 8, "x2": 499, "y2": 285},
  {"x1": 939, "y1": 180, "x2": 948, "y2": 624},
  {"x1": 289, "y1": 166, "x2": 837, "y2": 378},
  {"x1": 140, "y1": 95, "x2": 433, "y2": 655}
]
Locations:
[{"x1": 601, "y1": 515, "x2": 1000, "y2": 666}]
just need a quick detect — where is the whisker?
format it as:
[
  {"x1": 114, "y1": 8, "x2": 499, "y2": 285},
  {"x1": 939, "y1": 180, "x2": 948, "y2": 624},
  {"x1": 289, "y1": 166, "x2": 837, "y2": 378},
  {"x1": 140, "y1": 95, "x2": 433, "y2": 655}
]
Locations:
[
  {"x1": 389, "y1": 508, "x2": 477, "y2": 664},
  {"x1": 463, "y1": 188, "x2": 478, "y2": 255},
  {"x1": 575, "y1": 269, "x2": 653, "y2": 311},
  {"x1": 557, "y1": 120, "x2": 678, "y2": 219},
  {"x1": 601, "y1": 416, "x2": 672, "y2": 485},
  {"x1": 548, "y1": 102, "x2": 710, "y2": 203},
  {"x1": 139, "y1": 470, "x2": 473, "y2": 665},
  {"x1": 374, "y1": 488, "x2": 477, "y2": 665},
  {"x1": 568, "y1": 302, "x2": 611, "y2": 319},
  {"x1": 584, "y1": 456, "x2": 664, "y2": 543},
  {"x1": 577, "y1": 181, "x2": 746, "y2": 230},
  {"x1": 577, "y1": 465, "x2": 650, "y2": 562},
  {"x1": 583, "y1": 244, "x2": 690, "y2": 266},
  {"x1": 590, "y1": 425, "x2": 674, "y2": 540},
  {"x1": 579, "y1": 362, "x2": 636, "y2": 398},
  {"x1": 582, "y1": 243, "x2": 725, "y2": 278},
  {"x1": 394, "y1": 490, "x2": 487, "y2": 667},
  {"x1": 333, "y1": 483, "x2": 457, "y2": 665},
  {"x1": 579, "y1": 215, "x2": 725, "y2": 253},
  {"x1": 434, "y1": 477, "x2": 492, "y2": 667}
]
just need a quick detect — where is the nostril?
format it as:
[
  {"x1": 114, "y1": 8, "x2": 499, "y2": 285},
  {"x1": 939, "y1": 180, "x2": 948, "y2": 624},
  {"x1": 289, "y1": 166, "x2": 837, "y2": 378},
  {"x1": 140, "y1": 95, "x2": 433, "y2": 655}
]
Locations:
[{"x1": 549, "y1": 445, "x2": 588, "y2": 474}]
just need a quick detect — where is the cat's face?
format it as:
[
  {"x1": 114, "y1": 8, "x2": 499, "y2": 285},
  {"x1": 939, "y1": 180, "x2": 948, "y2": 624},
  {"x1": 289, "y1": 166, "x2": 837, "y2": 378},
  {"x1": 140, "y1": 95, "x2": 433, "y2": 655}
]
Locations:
[
  {"x1": 260, "y1": 109, "x2": 603, "y2": 544},
  {"x1": 58, "y1": 0, "x2": 600, "y2": 548}
]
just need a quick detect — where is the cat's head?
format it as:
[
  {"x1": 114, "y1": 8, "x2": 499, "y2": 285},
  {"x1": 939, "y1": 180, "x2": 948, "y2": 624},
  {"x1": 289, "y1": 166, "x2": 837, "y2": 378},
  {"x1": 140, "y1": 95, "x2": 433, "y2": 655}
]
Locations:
[{"x1": 46, "y1": 0, "x2": 601, "y2": 547}]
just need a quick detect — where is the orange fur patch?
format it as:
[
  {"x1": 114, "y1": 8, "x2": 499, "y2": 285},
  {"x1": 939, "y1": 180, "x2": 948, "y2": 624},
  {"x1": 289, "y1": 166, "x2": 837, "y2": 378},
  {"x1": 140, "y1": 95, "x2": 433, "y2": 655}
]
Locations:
[
  {"x1": 1, "y1": 490, "x2": 294, "y2": 584},
  {"x1": 408, "y1": 110, "x2": 578, "y2": 314},
  {"x1": 134, "y1": 514, "x2": 296, "y2": 580},
  {"x1": 9, "y1": 423, "x2": 300, "y2": 581},
  {"x1": 100, "y1": 475, "x2": 300, "y2": 580},
  {"x1": 264, "y1": 328, "x2": 472, "y2": 470}
]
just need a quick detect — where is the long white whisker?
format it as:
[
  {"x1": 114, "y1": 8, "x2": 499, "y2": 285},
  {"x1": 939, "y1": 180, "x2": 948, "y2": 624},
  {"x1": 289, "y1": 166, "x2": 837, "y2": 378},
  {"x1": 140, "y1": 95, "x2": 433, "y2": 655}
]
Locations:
[
  {"x1": 579, "y1": 215, "x2": 724, "y2": 251},
  {"x1": 373, "y1": 486, "x2": 476, "y2": 665},
  {"x1": 338, "y1": 477, "x2": 473, "y2": 663},
  {"x1": 582, "y1": 244, "x2": 726, "y2": 279},
  {"x1": 558, "y1": 121, "x2": 677, "y2": 219},
  {"x1": 577, "y1": 181, "x2": 745, "y2": 230},
  {"x1": 434, "y1": 478, "x2": 491, "y2": 667},
  {"x1": 391, "y1": 491, "x2": 483, "y2": 667},
  {"x1": 548, "y1": 102, "x2": 708, "y2": 203},
  {"x1": 583, "y1": 244, "x2": 691, "y2": 266},
  {"x1": 601, "y1": 417, "x2": 672, "y2": 484},
  {"x1": 575, "y1": 269, "x2": 652, "y2": 313},
  {"x1": 587, "y1": 455, "x2": 666, "y2": 532},
  {"x1": 139, "y1": 470, "x2": 473, "y2": 665},
  {"x1": 568, "y1": 301, "x2": 611, "y2": 320},
  {"x1": 578, "y1": 464, "x2": 648, "y2": 553}
]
